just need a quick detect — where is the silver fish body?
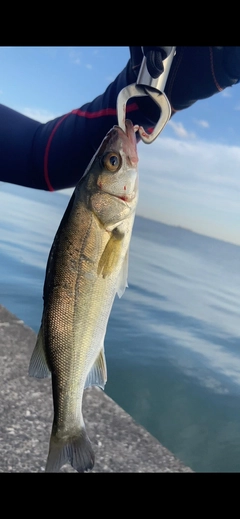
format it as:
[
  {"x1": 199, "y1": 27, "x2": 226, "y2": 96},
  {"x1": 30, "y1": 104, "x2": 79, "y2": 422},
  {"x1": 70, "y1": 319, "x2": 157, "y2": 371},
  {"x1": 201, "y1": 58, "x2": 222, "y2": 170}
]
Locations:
[{"x1": 29, "y1": 120, "x2": 139, "y2": 472}]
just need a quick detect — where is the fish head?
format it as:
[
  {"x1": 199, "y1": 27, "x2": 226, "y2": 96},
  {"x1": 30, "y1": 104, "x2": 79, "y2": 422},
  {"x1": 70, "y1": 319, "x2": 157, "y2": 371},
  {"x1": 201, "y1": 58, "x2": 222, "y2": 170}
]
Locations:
[
  {"x1": 96, "y1": 119, "x2": 139, "y2": 201},
  {"x1": 83, "y1": 120, "x2": 139, "y2": 227}
]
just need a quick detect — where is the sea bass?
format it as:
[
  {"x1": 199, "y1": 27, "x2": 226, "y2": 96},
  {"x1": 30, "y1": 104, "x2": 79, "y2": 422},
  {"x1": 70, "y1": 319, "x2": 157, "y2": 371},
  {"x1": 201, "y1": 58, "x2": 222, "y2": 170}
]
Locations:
[{"x1": 29, "y1": 120, "x2": 139, "y2": 473}]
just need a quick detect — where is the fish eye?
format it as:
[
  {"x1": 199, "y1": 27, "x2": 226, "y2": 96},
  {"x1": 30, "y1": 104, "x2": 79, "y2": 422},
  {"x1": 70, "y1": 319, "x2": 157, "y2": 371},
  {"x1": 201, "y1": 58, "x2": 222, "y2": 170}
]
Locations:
[{"x1": 102, "y1": 152, "x2": 121, "y2": 172}]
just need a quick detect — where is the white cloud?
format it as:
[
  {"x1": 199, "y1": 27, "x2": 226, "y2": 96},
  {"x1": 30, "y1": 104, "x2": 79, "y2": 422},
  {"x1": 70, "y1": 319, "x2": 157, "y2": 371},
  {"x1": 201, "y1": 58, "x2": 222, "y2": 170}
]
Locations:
[
  {"x1": 86, "y1": 64, "x2": 92, "y2": 70},
  {"x1": 137, "y1": 135, "x2": 240, "y2": 244},
  {"x1": 168, "y1": 120, "x2": 196, "y2": 139},
  {"x1": 19, "y1": 108, "x2": 60, "y2": 123},
  {"x1": 139, "y1": 136, "x2": 240, "y2": 190},
  {"x1": 222, "y1": 89, "x2": 232, "y2": 98},
  {"x1": 195, "y1": 119, "x2": 209, "y2": 128}
]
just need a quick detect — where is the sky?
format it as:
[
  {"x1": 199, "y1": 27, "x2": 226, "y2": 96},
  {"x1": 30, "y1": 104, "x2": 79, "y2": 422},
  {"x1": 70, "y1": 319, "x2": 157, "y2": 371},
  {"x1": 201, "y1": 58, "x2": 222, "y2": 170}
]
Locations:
[{"x1": 1, "y1": 46, "x2": 240, "y2": 245}]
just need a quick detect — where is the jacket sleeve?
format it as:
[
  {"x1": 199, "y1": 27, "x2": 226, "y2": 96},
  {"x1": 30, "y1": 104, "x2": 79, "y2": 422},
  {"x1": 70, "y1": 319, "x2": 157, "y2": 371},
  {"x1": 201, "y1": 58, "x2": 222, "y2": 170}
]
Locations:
[{"x1": 0, "y1": 60, "x2": 158, "y2": 191}]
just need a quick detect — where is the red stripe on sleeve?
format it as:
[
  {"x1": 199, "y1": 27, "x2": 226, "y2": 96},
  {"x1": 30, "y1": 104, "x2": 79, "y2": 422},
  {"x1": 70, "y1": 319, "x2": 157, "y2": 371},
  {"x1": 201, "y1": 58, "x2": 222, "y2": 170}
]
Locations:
[{"x1": 71, "y1": 102, "x2": 139, "y2": 118}]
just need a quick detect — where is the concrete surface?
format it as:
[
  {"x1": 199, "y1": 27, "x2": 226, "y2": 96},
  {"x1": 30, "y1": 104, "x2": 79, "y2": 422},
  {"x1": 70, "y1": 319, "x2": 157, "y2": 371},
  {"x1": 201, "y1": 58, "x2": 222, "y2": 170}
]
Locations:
[{"x1": 0, "y1": 304, "x2": 193, "y2": 472}]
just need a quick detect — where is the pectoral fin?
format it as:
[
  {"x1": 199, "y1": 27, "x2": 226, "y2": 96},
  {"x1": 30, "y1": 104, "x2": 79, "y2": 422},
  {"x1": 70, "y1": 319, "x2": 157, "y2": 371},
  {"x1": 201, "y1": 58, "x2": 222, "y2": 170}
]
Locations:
[
  {"x1": 28, "y1": 324, "x2": 51, "y2": 378},
  {"x1": 98, "y1": 230, "x2": 124, "y2": 278},
  {"x1": 117, "y1": 250, "x2": 129, "y2": 298},
  {"x1": 84, "y1": 347, "x2": 107, "y2": 390}
]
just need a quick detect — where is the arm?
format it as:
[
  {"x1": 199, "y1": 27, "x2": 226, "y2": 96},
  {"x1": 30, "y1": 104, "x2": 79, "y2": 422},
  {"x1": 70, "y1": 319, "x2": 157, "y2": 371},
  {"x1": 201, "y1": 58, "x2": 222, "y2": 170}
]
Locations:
[
  {"x1": 0, "y1": 60, "x2": 156, "y2": 191},
  {"x1": 1, "y1": 47, "x2": 239, "y2": 191}
]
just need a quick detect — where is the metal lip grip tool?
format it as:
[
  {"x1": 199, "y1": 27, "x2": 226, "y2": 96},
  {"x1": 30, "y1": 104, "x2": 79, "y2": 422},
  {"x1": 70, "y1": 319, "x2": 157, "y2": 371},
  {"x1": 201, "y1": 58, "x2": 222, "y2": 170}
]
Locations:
[{"x1": 117, "y1": 46, "x2": 176, "y2": 143}]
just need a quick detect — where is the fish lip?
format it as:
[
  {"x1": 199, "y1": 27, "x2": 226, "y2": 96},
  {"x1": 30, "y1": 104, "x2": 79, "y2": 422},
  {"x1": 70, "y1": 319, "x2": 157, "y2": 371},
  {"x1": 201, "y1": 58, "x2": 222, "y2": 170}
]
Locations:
[
  {"x1": 115, "y1": 194, "x2": 130, "y2": 202},
  {"x1": 96, "y1": 185, "x2": 134, "y2": 204},
  {"x1": 107, "y1": 192, "x2": 134, "y2": 204}
]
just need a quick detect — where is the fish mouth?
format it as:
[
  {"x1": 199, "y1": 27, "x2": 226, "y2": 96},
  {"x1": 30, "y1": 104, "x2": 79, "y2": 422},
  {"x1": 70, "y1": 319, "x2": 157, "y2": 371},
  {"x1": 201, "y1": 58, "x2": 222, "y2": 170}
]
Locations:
[
  {"x1": 97, "y1": 185, "x2": 135, "y2": 204},
  {"x1": 115, "y1": 194, "x2": 130, "y2": 202},
  {"x1": 110, "y1": 192, "x2": 136, "y2": 204}
]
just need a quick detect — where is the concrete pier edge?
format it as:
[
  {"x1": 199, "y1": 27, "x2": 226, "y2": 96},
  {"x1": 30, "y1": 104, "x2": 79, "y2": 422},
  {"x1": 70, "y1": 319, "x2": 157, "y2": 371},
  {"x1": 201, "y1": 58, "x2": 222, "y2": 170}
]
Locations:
[{"x1": 0, "y1": 304, "x2": 193, "y2": 472}]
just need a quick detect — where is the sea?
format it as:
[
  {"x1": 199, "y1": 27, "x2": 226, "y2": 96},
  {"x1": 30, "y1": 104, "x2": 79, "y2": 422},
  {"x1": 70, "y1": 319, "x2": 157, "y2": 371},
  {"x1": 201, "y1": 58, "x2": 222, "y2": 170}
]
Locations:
[{"x1": 1, "y1": 182, "x2": 240, "y2": 473}]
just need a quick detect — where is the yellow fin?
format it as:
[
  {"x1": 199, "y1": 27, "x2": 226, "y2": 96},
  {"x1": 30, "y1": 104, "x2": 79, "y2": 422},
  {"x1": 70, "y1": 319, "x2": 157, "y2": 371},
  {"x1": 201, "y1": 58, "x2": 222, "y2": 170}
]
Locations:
[{"x1": 98, "y1": 230, "x2": 124, "y2": 278}]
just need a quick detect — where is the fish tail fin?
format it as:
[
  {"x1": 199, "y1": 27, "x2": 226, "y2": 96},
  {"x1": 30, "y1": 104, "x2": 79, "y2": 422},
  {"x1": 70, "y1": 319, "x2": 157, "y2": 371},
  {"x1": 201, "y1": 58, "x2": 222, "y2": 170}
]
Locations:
[{"x1": 45, "y1": 426, "x2": 95, "y2": 473}]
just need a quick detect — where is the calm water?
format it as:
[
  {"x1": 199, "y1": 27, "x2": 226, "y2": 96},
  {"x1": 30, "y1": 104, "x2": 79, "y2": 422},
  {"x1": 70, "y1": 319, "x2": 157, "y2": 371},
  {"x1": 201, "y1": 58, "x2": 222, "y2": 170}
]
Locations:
[{"x1": 1, "y1": 183, "x2": 240, "y2": 472}]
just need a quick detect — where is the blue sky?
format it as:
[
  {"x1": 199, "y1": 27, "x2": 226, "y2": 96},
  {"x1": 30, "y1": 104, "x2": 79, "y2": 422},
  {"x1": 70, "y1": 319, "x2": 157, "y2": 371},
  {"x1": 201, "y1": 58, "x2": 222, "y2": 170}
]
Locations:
[{"x1": 1, "y1": 46, "x2": 240, "y2": 245}]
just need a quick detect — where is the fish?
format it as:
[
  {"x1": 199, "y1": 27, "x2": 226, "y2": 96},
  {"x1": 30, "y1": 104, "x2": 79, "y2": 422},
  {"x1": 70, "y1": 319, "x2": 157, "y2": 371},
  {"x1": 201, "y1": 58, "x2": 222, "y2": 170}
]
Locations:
[{"x1": 29, "y1": 119, "x2": 139, "y2": 473}]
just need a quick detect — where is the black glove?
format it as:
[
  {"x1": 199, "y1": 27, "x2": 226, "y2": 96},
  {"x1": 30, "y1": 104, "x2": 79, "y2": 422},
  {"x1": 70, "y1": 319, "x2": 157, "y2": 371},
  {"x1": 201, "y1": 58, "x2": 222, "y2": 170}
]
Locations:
[
  {"x1": 130, "y1": 46, "x2": 174, "y2": 78},
  {"x1": 130, "y1": 46, "x2": 164, "y2": 78},
  {"x1": 130, "y1": 46, "x2": 240, "y2": 113}
]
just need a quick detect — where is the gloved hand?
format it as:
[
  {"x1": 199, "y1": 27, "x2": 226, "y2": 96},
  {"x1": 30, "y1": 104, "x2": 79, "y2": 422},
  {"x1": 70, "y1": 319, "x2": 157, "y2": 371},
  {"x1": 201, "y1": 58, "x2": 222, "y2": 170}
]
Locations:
[
  {"x1": 130, "y1": 46, "x2": 173, "y2": 78},
  {"x1": 130, "y1": 46, "x2": 240, "y2": 113}
]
